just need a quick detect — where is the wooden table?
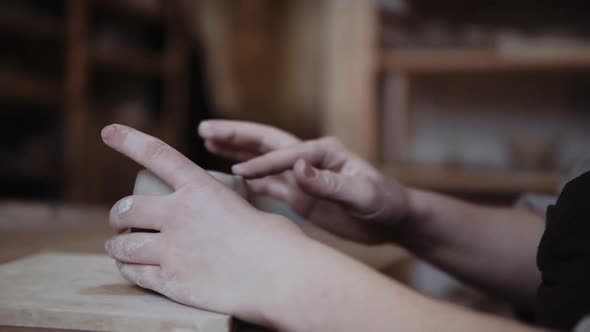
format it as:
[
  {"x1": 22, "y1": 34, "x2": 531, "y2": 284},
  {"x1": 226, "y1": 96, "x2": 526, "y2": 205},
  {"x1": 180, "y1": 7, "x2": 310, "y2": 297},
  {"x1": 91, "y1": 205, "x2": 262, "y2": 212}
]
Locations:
[
  {"x1": 0, "y1": 201, "x2": 112, "y2": 264},
  {"x1": 0, "y1": 252, "x2": 233, "y2": 331}
]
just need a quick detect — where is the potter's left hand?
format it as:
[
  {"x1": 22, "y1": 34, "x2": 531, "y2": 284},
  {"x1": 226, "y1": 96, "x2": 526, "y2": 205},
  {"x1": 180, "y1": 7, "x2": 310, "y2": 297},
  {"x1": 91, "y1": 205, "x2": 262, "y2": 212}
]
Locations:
[
  {"x1": 101, "y1": 124, "x2": 305, "y2": 326},
  {"x1": 199, "y1": 120, "x2": 411, "y2": 244}
]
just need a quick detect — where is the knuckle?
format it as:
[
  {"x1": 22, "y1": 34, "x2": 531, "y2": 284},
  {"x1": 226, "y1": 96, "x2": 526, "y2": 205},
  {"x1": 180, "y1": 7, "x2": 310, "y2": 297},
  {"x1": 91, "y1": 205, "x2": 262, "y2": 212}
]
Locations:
[
  {"x1": 115, "y1": 236, "x2": 142, "y2": 259},
  {"x1": 320, "y1": 136, "x2": 342, "y2": 149},
  {"x1": 269, "y1": 128, "x2": 299, "y2": 146},
  {"x1": 160, "y1": 263, "x2": 182, "y2": 291},
  {"x1": 313, "y1": 137, "x2": 346, "y2": 168},
  {"x1": 320, "y1": 172, "x2": 342, "y2": 196},
  {"x1": 365, "y1": 181, "x2": 380, "y2": 206},
  {"x1": 225, "y1": 129, "x2": 238, "y2": 144},
  {"x1": 143, "y1": 139, "x2": 171, "y2": 162},
  {"x1": 362, "y1": 179, "x2": 384, "y2": 212},
  {"x1": 117, "y1": 262, "x2": 132, "y2": 276},
  {"x1": 300, "y1": 138, "x2": 328, "y2": 158},
  {"x1": 110, "y1": 238, "x2": 127, "y2": 257},
  {"x1": 132, "y1": 273, "x2": 149, "y2": 289},
  {"x1": 161, "y1": 265, "x2": 179, "y2": 282}
]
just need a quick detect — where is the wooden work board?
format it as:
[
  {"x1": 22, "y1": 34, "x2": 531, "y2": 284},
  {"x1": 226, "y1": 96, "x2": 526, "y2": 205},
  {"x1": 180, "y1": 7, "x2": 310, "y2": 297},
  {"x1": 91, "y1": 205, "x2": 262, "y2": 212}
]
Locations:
[{"x1": 0, "y1": 252, "x2": 233, "y2": 332}]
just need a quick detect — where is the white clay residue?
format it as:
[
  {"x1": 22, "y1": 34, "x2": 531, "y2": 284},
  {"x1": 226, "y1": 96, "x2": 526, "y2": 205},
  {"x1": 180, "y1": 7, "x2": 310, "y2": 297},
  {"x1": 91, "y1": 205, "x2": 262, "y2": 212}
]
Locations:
[
  {"x1": 115, "y1": 236, "x2": 153, "y2": 259},
  {"x1": 118, "y1": 197, "x2": 133, "y2": 214}
]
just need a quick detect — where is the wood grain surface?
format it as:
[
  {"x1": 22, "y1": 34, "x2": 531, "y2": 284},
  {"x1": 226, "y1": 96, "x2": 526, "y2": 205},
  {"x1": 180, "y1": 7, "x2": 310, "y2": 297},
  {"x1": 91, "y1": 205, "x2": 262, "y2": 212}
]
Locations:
[{"x1": 0, "y1": 253, "x2": 232, "y2": 332}]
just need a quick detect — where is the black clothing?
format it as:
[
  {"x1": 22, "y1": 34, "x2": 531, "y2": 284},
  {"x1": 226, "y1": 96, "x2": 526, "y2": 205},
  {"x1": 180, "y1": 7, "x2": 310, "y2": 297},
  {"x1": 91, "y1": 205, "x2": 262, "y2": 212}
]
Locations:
[{"x1": 537, "y1": 171, "x2": 590, "y2": 330}]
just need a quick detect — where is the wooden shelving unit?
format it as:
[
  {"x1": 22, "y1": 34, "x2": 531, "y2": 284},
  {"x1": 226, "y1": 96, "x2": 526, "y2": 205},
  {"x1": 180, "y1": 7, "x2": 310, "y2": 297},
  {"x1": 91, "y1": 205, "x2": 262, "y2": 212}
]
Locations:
[
  {"x1": 1, "y1": 165, "x2": 58, "y2": 185},
  {"x1": 92, "y1": 0, "x2": 163, "y2": 21},
  {"x1": 378, "y1": 51, "x2": 585, "y2": 196},
  {"x1": 90, "y1": 47, "x2": 164, "y2": 76},
  {"x1": 379, "y1": 48, "x2": 590, "y2": 196},
  {"x1": 0, "y1": 8, "x2": 64, "y2": 41},
  {"x1": 0, "y1": 72, "x2": 62, "y2": 106},
  {"x1": 381, "y1": 48, "x2": 590, "y2": 74},
  {"x1": 378, "y1": 48, "x2": 590, "y2": 196},
  {"x1": 319, "y1": 1, "x2": 585, "y2": 198},
  {"x1": 66, "y1": 0, "x2": 190, "y2": 203},
  {"x1": 377, "y1": 6, "x2": 590, "y2": 198},
  {"x1": 0, "y1": 0, "x2": 191, "y2": 203}
]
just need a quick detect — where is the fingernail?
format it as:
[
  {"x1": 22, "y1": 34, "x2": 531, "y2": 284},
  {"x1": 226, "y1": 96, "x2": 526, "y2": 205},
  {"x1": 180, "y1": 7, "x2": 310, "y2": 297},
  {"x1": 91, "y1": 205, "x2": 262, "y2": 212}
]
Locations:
[
  {"x1": 232, "y1": 164, "x2": 244, "y2": 175},
  {"x1": 101, "y1": 125, "x2": 115, "y2": 141},
  {"x1": 199, "y1": 122, "x2": 213, "y2": 136},
  {"x1": 118, "y1": 197, "x2": 133, "y2": 214},
  {"x1": 303, "y1": 162, "x2": 316, "y2": 178}
]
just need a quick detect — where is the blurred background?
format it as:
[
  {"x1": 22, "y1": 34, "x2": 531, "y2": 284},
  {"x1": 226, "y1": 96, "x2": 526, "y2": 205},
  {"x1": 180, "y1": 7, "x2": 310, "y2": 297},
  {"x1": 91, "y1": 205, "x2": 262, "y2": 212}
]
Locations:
[
  {"x1": 2, "y1": 0, "x2": 590, "y2": 322},
  {"x1": 2, "y1": 0, "x2": 590, "y2": 205}
]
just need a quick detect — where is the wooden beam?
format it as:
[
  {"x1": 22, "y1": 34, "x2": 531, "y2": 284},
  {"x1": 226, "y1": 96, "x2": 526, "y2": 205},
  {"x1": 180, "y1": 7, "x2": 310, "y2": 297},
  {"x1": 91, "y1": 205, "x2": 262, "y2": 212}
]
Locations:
[
  {"x1": 320, "y1": 0, "x2": 378, "y2": 161},
  {"x1": 64, "y1": 0, "x2": 89, "y2": 201}
]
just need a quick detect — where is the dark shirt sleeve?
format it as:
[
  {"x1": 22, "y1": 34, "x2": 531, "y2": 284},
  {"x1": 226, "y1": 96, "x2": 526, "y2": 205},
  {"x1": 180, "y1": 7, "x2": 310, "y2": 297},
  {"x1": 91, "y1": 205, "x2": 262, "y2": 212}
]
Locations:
[{"x1": 536, "y1": 171, "x2": 590, "y2": 331}]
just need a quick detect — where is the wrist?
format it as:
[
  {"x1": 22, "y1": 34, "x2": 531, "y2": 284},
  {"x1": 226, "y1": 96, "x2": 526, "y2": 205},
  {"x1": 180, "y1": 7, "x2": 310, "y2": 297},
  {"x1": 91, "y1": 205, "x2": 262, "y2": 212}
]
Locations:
[{"x1": 388, "y1": 188, "x2": 433, "y2": 250}]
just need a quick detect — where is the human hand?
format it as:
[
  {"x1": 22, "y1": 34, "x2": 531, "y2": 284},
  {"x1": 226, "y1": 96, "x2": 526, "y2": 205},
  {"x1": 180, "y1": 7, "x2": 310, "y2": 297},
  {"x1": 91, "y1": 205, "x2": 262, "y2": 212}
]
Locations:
[
  {"x1": 198, "y1": 120, "x2": 411, "y2": 244},
  {"x1": 101, "y1": 124, "x2": 305, "y2": 325}
]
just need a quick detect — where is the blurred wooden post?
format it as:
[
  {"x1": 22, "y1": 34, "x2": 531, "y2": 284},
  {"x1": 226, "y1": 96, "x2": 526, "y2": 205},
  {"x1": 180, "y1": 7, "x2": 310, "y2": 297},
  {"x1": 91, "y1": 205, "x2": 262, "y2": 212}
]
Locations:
[
  {"x1": 382, "y1": 73, "x2": 413, "y2": 163},
  {"x1": 64, "y1": 0, "x2": 89, "y2": 201},
  {"x1": 320, "y1": 0, "x2": 378, "y2": 162},
  {"x1": 162, "y1": 1, "x2": 189, "y2": 151}
]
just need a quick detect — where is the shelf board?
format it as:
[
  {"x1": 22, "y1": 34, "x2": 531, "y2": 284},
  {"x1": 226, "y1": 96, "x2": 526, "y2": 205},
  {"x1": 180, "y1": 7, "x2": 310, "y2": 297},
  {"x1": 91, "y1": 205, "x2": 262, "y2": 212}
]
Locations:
[
  {"x1": 0, "y1": 72, "x2": 62, "y2": 106},
  {"x1": 381, "y1": 48, "x2": 590, "y2": 74},
  {"x1": 0, "y1": 169, "x2": 58, "y2": 186},
  {"x1": 0, "y1": 158, "x2": 60, "y2": 187},
  {"x1": 381, "y1": 165, "x2": 563, "y2": 195},
  {"x1": 93, "y1": 0, "x2": 163, "y2": 21},
  {"x1": 91, "y1": 47, "x2": 163, "y2": 76},
  {"x1": 0, "y1": 8, "x2": 64, "y2": 42}
]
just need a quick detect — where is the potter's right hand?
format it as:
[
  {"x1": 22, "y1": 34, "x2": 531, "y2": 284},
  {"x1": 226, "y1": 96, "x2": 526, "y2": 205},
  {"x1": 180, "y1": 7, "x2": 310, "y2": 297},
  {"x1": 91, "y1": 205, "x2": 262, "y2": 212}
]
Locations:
[
  {"x1": 102, "y1": 124, "x2": 307, "y2": 327},
  {"x1": 199, "y1": 120, "x2": 412, "y2": 244}
]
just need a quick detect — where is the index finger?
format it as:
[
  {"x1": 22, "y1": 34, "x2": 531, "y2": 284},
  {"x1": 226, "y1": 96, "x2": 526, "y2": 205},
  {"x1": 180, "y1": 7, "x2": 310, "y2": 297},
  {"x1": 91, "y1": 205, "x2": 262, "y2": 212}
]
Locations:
[
  {"x1": 198, "y1": 120, "x2": 300, "y2": 153},
  {"x1": 232, "y1": 139, "x2": 345, "y2": 179},
  {"x1": 101, "y1": 124, "x2": 212, "y2": 190}
]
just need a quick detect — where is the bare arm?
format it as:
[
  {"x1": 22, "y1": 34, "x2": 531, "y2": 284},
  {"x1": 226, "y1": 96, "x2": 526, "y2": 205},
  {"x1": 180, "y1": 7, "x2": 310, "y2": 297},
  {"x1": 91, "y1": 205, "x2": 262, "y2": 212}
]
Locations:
[
  {"x1": 400, "y1": 190, "x2": 545, "y2": 309},
  {"x1": 265, "y1": 237, "x2": 550, "y2": 332}
]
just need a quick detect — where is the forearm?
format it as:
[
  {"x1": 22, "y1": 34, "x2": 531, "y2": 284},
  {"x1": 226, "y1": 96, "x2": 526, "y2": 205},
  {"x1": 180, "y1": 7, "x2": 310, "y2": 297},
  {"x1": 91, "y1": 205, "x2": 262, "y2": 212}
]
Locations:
[
  {"x1": 263, "y1": 236, "x2": 550, "y2": 332},
  {"x1": 397, "y1": 189, "x2": 545, "y2": 308}
]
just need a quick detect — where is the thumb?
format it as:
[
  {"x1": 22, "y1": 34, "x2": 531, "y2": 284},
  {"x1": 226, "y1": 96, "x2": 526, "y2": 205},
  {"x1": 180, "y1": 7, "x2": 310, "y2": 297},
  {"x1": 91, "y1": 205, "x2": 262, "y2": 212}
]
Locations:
[{"x1": 292, "y1": 159, "x2": 382, "y2": 217}]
